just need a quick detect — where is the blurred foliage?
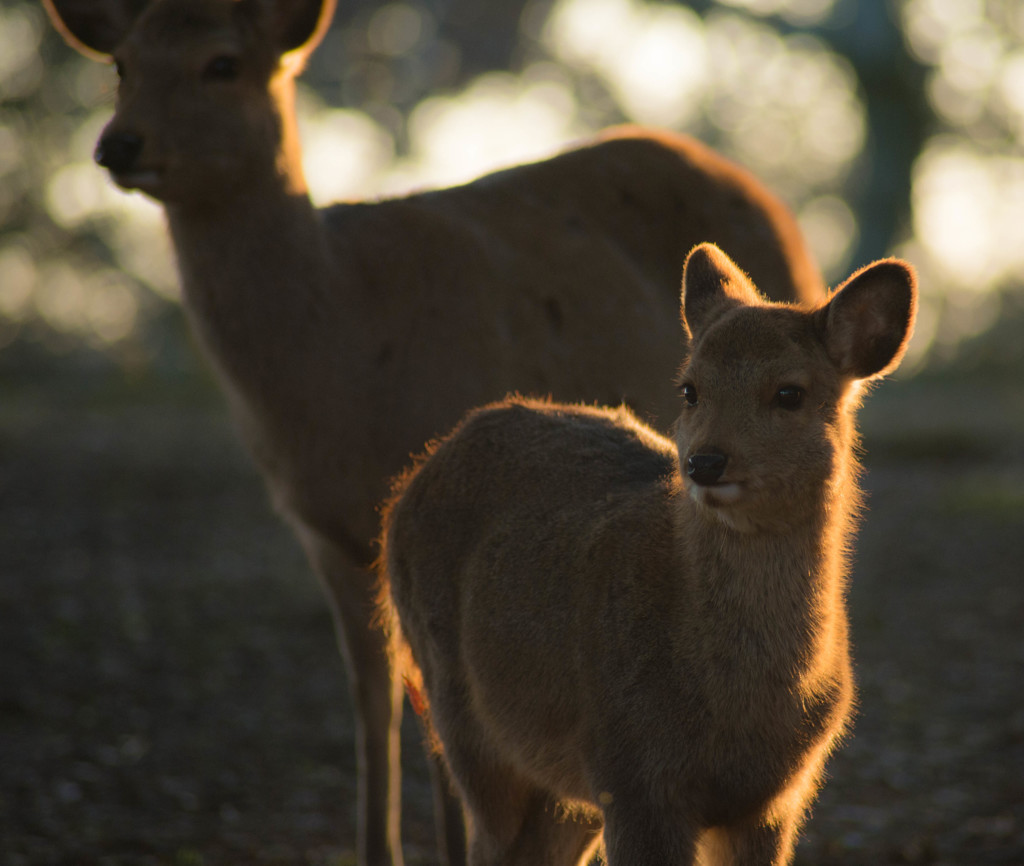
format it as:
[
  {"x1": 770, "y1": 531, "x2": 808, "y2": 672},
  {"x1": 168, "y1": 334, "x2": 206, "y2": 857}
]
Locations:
[{"x1": 1, "y1": 0, "x2": 1023, "y2": 395}]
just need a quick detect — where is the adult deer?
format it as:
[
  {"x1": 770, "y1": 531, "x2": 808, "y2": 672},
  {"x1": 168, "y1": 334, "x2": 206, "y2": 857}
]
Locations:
[
  {"x1": 43, "y1": 1, "x2": 825, "y2": 863},
  {"x1": 380, "y1": 244, "x2": 917, "y2": 865}
]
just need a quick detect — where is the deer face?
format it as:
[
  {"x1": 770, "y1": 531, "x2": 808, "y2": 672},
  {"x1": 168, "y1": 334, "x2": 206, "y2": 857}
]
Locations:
[
  {"x1": 676, "y1": 242, "x2": 917, "y2": 534},
  {"x1": 676, "y1": 305, "x2": 845, "y2": 534},
  {"x1": 95, "y1": 1, "x2": 282, "y2": 206},
  {"x1": 44, "y1": 0, "x2": 334, "y2": 208}
]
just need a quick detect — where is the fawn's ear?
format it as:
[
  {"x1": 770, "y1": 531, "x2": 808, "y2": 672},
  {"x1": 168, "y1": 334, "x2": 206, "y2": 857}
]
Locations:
[
  {"x1": 681, "y1": 243, "x2": 762, "y2": 339},
  {"x1": 43, "y1": 0, "x2": 147, "y2": 59},
  {"x1": 816, "y1": 259, "x2": 918, "y2": 380}
]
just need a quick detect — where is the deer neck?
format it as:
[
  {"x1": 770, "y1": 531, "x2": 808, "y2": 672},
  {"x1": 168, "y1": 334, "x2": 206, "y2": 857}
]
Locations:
[
  {"x1": 679, "y1": 453, "x2": 858, "y2": 691},
  {"x1": 161, "y1": 75, "x2": 344, "y2": 423}
]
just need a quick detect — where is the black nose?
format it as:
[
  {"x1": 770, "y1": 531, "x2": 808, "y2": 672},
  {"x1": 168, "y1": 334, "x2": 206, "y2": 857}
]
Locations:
[
  {"x1": 687, "y1": 453, "x2": 727, "y2": 486},
  {"x1": 95, "y1": 132, "x2": 144, "y2": 174}
]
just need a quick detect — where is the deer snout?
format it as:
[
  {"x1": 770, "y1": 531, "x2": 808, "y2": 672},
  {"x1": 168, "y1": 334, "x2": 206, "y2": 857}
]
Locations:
[
  {"x1": 687, "y1": 452, "x2": 728, "y2": 487},
  {"x1": 95, "y1": 132, "x2": 144, "y2": 174}
]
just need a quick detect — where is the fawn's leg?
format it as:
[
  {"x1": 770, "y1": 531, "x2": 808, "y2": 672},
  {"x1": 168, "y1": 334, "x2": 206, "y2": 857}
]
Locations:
[
  {"x1": 462, "y1": 782, "x2": 602, "y2": 866},
  {"x1": 299, "y1": 528, "x2": 404, "y2": 866},
  {"x1": 500, "y1": 793, "x2": 603, "y2": 866},
  {"x1": 435, "y1": 725, "x2": 600, "y2": 866},
  {"x1": 706, "y1": 813, "x2": 801, "y2": 866},
  {"x1": 601, "y1": 793, "x2": 699, "y2": 866}
]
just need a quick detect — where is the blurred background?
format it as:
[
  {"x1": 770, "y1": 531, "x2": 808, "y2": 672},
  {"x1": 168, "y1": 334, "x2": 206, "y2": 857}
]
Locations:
[
  {"x1": 2, "y1": 1, "x2": 1023, "y2": 864},
  {"x1": 2, "y1": 0, "x2": 1024, "y2": 375}
]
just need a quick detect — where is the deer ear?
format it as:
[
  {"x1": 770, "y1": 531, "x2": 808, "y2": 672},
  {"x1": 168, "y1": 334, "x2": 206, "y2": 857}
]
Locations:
[
  {"x1": 270, "y1": 0, "x2": 336, "y2": 54},
  {"x1": 43, "y1": 0, "x2": 148, "y2": 59},
  {"x1": 816, "y1": 259, "x2": 918, "y2": 380},
  {"x1": 681, "y1": 243, "x2": 761, "y2": 339}
]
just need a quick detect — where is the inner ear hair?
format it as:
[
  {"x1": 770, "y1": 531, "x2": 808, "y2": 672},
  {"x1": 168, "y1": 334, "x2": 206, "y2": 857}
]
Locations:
[
  {"x1": 681, "y1": 243, "x2": 761, "y2": 338},
  {"x1": 818, "y1": 259, "x2": 918, "y2": 380}
]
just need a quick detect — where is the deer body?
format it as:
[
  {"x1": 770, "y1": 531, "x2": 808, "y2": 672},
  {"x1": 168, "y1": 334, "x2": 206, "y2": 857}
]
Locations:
[
  {"x1": 44, "y1": 1, "x2": 826, "y2": 863},
  {"x1": 381, "y1": 245, "x2": 917, "y2": 865},
  {"x1": 165, "y1": 132, "x2": 810, "y2": 565}
]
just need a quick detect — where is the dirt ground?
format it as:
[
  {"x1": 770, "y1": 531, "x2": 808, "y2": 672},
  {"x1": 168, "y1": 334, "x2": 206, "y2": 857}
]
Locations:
[{"x1": 1, "y1": 368, "x2": 1023, "y2": 865}]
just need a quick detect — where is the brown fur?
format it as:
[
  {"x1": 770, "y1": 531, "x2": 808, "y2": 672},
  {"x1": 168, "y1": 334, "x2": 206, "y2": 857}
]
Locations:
[
  {"x1": 380, "y1": 244, "x2": 917, "y2": 865},
  {"x1": 43, "y1": 2, "x2": 826, "y2": 864}
]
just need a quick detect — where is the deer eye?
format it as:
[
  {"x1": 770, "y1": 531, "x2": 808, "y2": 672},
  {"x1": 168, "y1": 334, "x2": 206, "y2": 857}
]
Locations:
[
  {"x1": 203, "y1": 55, "x2": 240, "y2": 81},
  {"x1": 113, "y1": 59, "x2": 126, "y2": 81},
  {"x1": 775, "y1": 385, "x2": 805, "y2": 411},
  {"x1": 679, "y1": 383, "x2": 699, "y2": 407}
]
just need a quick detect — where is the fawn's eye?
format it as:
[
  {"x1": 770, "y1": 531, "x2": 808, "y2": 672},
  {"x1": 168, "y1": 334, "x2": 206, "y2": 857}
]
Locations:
[
  {"x1": 203, "y1": 55, "x2": 240, "y2": 81},
  {"x1": 775, "y1": 385, "x2": 805, "y2": 411},
  {"x1": 113, "y1": 59, "x2": 126, "y2": 81},
  {"x1": 679, "y1": 383, "x2": 699, "y2": 407}
]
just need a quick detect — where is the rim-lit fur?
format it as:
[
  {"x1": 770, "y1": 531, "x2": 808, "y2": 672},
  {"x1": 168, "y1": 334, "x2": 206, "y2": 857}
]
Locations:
[{"x1": 380, "y1": 244, "x2": 917, "y2": 865}]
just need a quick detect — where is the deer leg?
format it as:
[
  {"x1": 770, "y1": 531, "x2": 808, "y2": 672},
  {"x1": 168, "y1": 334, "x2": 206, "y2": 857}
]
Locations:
[
  {"x1": 299, "y1": 528, "x2": 404, "y2": 866},
  {"x1": 461, "y1": 781, "x2": 601, "y2": 866},
  {"x1": 427, "y1": 714, "x2": 595, "y2": 866},
  {"x1": 708, "y1": 814, "x2": 801, "y2": 866},
  {"x1": 427, "y1": 751, "x2": 468, "y2": 866},
  {"x1": 504, "y1": 794, "x2": 603, "y2": 866},
  {"x1": 600, "y1": 794, "x2": 699, "y2": 866},
  {"x1": 440, "y1": 737, "x2": 533, "y2": 865}
]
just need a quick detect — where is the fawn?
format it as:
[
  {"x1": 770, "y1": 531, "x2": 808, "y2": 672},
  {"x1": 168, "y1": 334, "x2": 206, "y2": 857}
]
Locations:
[
  {"x1": 43, "y1": 1, "x2": 825, "y2": 863},
  {"x1": 380, "y1": 243, "x2": 918, "y2": 865}
]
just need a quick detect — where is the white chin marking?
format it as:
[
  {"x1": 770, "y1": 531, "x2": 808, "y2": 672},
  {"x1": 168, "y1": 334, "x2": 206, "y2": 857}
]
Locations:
[
  {"x1": 688, "y1": 484, "x2": 758, "y2": 532},
  {"x1": 707, "y1": 482, "x2": 743, "y2": 504},
  {"x1": 689, "y1": 482, "x2": 743, "y2": 507}
]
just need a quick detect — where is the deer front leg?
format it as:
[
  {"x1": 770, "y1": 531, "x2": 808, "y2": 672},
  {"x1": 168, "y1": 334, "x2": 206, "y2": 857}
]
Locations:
[
  {"x1": 298, "y1": 527, "x2": 404, "y2": 866},
  {"x1": 702, "y1": 813, "x2": 801, "y2": 866},
  {"x1": 600, "y1": 793, "x2": 700, "y2": 865}
]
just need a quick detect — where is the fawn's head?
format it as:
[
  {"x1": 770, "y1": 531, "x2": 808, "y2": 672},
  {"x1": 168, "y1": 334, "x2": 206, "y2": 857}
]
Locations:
[
  {"x1": 44, "y1": 0, "x2": 335, "y2": 206},
  {"x1": 676, "y1": 243, "x2": 916, "y2": 534}
]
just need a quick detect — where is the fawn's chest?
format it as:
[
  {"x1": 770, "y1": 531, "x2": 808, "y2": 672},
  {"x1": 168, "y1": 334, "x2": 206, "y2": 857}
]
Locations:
[{"x1": 682, "y1": 655, "x2": 852, "y2": 823}]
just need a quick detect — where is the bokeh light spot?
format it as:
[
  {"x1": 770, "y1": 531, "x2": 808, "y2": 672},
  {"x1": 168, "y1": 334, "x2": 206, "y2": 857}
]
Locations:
[
  {"x1": 299, "y1": 94, "x2": 396, "y2": 205},
  {"x1": 0, "y1": 242, "x2": 37, "y2": 321},
  {"x1": 393, "y1": 70, "x2": 582, "y2": 192},
  {"x1": 367, "y1": 3, "x2": 430, "y2": 57},
  {"x1": 798, "y1": 196, "x2": 857, "y2": 279}
]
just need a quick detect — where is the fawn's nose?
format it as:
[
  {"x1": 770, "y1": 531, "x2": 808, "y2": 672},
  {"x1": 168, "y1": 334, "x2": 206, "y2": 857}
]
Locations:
[
  {"x1": 687, "y1": 452, "x2": 728, "y2": 486},
  {"x1": 95, "y1": 132, "x2": 144, "y2": 174}
]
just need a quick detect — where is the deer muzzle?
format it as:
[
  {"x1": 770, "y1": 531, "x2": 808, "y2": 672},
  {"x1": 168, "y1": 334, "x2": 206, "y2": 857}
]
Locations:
[
  {"x1": 95, "y1": 132, "x2": 144, "y2": 175},
  {"x1": 686, "y1": 452, "x2": 728, "y2": 487}
]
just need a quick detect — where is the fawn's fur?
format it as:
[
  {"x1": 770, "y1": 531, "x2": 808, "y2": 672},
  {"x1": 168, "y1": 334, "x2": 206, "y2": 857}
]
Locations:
[
  {"x1": 380, "y1": 244, "x2": 918, "y2": 866},
  {"x1": 44, "y1": 1, "x2": 825, "y2": 863}
]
